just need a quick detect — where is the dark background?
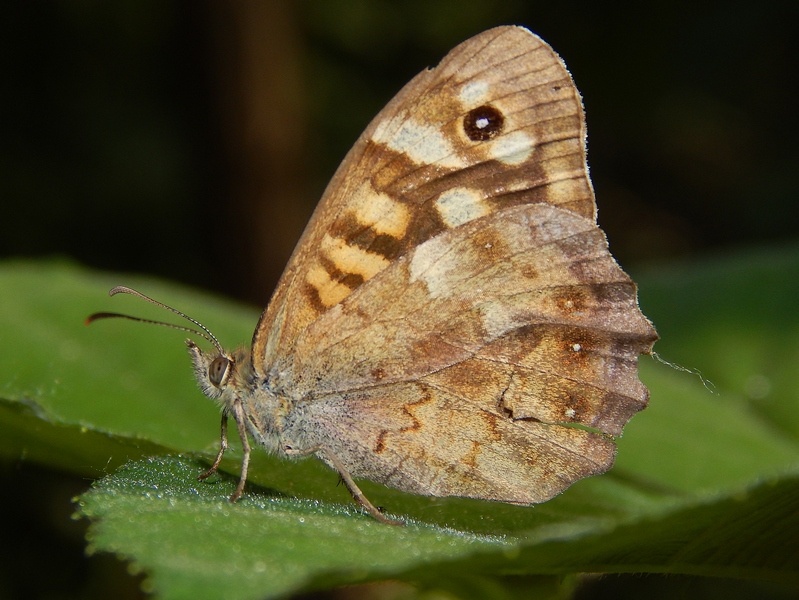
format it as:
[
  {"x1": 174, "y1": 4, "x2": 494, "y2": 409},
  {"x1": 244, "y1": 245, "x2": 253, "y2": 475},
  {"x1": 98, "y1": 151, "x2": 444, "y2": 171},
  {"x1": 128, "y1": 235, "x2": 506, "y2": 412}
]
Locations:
[
  {"x1": 4, "y1": 1, "x2": 798, "y2": 304},
  {"x1": 2, "y1": 1, "x2": 798, "y2": 598}
]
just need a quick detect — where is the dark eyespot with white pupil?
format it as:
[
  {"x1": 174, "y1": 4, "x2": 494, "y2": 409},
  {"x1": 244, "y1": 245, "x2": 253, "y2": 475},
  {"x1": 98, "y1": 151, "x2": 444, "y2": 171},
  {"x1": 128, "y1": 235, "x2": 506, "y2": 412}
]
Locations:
[
  {"x1": 463, "y1": 105, "x2": 504, "y2": 141},
  {"x1": 209, "y1": 356, "x2": 230, "y2": 387}
]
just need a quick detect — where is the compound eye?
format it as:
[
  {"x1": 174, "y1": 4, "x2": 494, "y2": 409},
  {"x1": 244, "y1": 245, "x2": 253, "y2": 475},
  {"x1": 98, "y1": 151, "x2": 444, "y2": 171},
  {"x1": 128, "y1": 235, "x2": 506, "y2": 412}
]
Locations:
[{"x1": 208, "y1": 356, "x2": 230, "y2": 387}]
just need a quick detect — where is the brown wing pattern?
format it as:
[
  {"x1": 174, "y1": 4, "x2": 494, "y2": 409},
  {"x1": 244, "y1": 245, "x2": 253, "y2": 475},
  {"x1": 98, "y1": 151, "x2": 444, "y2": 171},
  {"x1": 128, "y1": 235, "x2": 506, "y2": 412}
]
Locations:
[
  {"x1": 253, "y1": 26, "x2": 597, "y2": 369},
  {"x1": 300, "y1": 381, "x2": 616, "y2": 504},
  {"x1": 276, "y1": 203, "x2": 656, "y2": 501},
  {"x1": 254, "y1": 26, "x2": 657, "y2": 502}
]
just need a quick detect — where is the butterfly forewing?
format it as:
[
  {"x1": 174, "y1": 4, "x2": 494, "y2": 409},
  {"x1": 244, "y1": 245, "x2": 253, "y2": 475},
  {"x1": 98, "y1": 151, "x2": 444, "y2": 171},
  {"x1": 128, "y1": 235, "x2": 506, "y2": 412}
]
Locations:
[{"x1": 252, "y1": 27, "x2": 598, "y2": 369}]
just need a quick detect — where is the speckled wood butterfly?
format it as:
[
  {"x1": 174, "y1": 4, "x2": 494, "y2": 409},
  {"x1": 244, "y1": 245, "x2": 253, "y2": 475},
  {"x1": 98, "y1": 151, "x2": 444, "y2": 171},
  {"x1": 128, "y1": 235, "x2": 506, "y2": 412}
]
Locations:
[{"x1": 89, "y1": 26, "x2": 658, "y2": 524}]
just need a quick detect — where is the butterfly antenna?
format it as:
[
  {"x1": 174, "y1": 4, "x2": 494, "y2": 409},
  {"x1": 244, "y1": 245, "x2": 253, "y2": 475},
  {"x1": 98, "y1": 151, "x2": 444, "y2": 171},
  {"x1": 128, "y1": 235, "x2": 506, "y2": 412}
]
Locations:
[{"x1": 85, "y1": 286, "x2": 225, "y2": 354}]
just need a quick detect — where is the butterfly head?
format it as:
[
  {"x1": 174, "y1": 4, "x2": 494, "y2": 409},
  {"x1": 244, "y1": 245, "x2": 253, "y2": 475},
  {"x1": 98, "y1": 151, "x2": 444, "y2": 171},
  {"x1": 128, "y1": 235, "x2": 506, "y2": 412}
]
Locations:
[
  {"x1": 186, "y1": 340, "x2": 232, "y2": 400},
  {"x1": 186, "y1": 340, "x2": 253, "y2": 408}
]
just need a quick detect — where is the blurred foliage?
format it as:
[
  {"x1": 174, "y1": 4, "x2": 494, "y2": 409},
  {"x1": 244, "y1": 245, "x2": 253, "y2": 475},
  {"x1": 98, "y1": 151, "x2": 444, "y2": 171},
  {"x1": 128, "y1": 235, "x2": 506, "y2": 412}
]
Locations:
[{"x1": 2, "y1": 1, "x2": 798, "y2": 300}]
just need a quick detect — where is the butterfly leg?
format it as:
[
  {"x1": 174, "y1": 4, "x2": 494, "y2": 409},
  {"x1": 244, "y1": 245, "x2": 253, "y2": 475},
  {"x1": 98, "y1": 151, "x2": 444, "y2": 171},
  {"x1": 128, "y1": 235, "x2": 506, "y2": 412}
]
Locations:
[
  {"x1": 198, "y1": 411, "x2": 229, "y2": 481},
  {"x1": 228, "y1": 399, "x2": 251, "y2": 502},
  {"x1": 286, "y1": 444, "x2": 402, "y2": 526}
]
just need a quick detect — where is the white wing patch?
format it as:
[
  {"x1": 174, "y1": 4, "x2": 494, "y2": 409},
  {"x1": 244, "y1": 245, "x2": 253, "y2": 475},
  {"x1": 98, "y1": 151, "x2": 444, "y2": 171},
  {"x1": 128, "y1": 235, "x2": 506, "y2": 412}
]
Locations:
[
  {"x1": 491, "y1": 130, "x2": 536, "y2": 165},
  {"x1": 435, "y1": 187, "x2": 490, "y2": 227},
  {"x1": 408, "y1": 235, "x2": 454, "y2": 299},
  {"x1": 479, "y1": 301, "x2": 524, "y2": 339},
  {"x1": 372, "y1": 115, "x2": 465, "y2": 168},
  {"x1": 458, "y1": 80, "x2": 489, "y2": 106}
]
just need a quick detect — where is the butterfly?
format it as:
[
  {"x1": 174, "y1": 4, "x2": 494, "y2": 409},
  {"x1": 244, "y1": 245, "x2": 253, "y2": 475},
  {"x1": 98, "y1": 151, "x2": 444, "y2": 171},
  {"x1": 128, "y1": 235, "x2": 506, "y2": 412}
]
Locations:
[{"x1": 89, "y1": 26, "x2": 658, "y2": 525}]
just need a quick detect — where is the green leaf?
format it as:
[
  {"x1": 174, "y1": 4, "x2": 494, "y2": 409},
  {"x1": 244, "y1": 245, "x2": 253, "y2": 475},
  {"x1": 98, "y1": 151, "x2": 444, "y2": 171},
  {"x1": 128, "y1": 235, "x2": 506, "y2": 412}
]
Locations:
[
  {"x1": 2, "y1": 246, "x2": 799, "y2": 598},
  {"x1": 78, "y1": 455, "x2": 507, "y2": 600},
  {"x1": 76, "y1": 455, "x2": 799, "y2": 600}
]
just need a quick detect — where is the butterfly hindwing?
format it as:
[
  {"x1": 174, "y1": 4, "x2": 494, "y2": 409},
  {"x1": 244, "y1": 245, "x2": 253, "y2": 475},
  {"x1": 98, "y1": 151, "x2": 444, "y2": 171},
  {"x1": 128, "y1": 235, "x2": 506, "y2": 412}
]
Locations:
[
  {"x1": 271, "y1": 203, "x2": 654, "y2": 502},
  {"x1": 295, "y1": 381, "x2": 616, "y2": 504}
]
